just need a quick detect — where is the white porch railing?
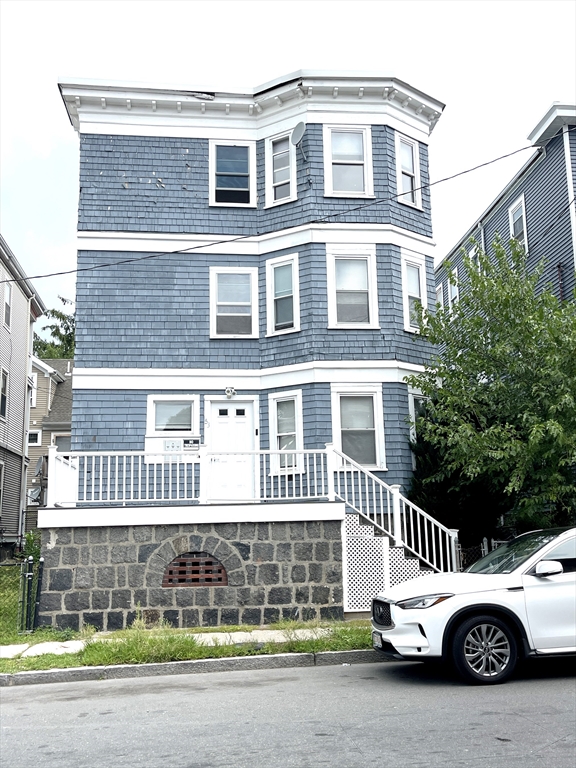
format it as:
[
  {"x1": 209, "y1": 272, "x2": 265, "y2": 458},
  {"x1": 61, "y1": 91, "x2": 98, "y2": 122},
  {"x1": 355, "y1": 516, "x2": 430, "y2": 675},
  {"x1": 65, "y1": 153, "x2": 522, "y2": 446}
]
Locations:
[
  {"x1": 330, "y1": 448, "x2": 459, "y2": 572},
  {"x1": 46, "y1": 444, "x2": 458, "y2": 572}
]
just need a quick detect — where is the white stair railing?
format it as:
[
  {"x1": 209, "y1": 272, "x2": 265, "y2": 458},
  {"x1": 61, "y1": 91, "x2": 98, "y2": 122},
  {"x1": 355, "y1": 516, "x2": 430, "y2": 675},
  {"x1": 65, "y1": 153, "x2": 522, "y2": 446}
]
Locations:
[{"x1": 331, "y1": 448, "x2": 458, "y2": 572}]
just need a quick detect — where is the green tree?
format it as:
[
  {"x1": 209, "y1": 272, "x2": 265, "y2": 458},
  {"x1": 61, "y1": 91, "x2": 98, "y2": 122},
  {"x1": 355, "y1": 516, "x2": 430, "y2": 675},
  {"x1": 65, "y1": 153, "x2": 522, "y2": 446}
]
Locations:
[
  {"x1": 33, "y1": 297, "x2": 75, "y2": 359},
  {"x1": 406, "y1": 240, "x2": 576, "y2": 532}
]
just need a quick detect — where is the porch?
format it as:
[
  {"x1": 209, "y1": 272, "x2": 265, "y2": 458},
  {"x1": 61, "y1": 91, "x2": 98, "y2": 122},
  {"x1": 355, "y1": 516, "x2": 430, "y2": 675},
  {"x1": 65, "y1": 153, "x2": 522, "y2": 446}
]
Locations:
[{"x1": 45, "y1": 444, "x2": 459, "y2": 602}]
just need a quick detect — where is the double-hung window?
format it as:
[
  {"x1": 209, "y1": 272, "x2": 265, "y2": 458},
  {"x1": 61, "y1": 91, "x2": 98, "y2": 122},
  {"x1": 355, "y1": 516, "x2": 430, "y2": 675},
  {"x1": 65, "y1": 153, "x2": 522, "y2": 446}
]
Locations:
[
  {"x1": 402, "y1": 250, "x2": 427, "y2": 332},
  {"x1": 323, "y1": 125, "x2": 373, "y2": 197},
  {"x1": 396, "y1": 133, "x2": 421, "y2": 208},
  {"x1": 209, "y1": 140, "x2": 256, "y2": 207},
  {"x1": 0, "y1": 369, "x2": 7, "y2": 419},
  {"x1": 266, "y1": 254, "x2": 300, "y2": 335},
  {"x1": 436, "y1": 283, "x2": 444, "y2": 308},
  {"x1": 3, "y1": 281, "x2": 11, "y2": 328},
  {"x1": 265, "y1": 133, "x2": 296, "y2": 206},
  {"x1": 30, "y1": 373, "x2": 38, "y2": 408},
  {"x1": 210, "y1": 267, "x2": 259, "y2": 339},
  {"x1": 268, "y1": 390, "x2": 303, "y2": 471},
  {"x1": 448, "y1": 268, "x2": 459, "y2": 309},
  {"x1": 326, "y1": 246, "x2": 379, "y2": 329},
  {"x1": 331, "y1": 384, "x2": 386, "y2": 469},
  {"x1": 509, "y1": 195, "x2": 527, "y2": 250}
]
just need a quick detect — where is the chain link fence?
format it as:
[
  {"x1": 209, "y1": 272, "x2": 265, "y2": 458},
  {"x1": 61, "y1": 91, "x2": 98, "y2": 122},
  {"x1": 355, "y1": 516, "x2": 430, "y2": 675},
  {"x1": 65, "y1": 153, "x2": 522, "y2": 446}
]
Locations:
[{"x1": 0, "y1": 558, "x2": 44, "y2": 637}]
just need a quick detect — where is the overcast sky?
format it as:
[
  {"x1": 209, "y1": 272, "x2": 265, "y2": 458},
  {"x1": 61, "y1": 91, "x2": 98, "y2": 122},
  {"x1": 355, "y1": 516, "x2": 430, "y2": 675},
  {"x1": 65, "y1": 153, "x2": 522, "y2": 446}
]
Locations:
[{"x1": 1, "y1": 0, "x2": 575, "y2": 315}]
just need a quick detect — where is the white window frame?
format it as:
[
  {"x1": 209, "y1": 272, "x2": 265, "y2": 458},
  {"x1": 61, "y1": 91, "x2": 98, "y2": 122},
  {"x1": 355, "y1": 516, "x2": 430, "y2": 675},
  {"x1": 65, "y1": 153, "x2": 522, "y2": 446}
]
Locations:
[
  {"x1": 264, "y1": 131, "x2": 297, "y2": 207},
  {"x1": 209, "y1": 139, "x2": 257, "y2": 208},
  {"x1": 28, "y1": 429, "x2": 42, "y2": 446},
  {"x1": 326, "y1": 245, "x2": 379, "y2": 330},
  {"x1": 0, "y1": 368, "x2": 7, "y2": 420},
  {"x1": 268, "y1": 390, "x2": 304, "y2": 473},
  {"x1": 508, "y1": 194, "x2": 528, "y2": 250},
  {"x1": 323, "y1": 125, "x2": 374, "y2": 198},
  {"x1": 436, "y1": 283, "x2": 444, "y2": 308},
  {"x1": 265, "y1": 254, "x2": 300, "y2": 337},
  {"x1": 210, "y1": 266, "x2": 259, "y2": 339},
  {"x1": 51, "y1": 433, "x2": 72, "y2": 452},
  {"x1": 448, "y1": 268, "x2": 459, "y2": 309},
  {"x1": 401, "y1": 250, "x2": 427, "y2": 333},
  {"x1": 3, "y1": 280, "x2": 12, "y2": 329},
  {"x1": 396, "y1": 133, "x2": 422, "y2": 209},
  {"x1": 30, "y1": 373, "x2": 38, "y2": 408},
  {"x1": 330, "y1": 383, "x2": 387, "y2": 470},
  {"x1": 145, "y1": 394, "x2": 200, "y2": 438},
  {"x1": 408, "y1": 391, "x2": 428, "y2": 470}
]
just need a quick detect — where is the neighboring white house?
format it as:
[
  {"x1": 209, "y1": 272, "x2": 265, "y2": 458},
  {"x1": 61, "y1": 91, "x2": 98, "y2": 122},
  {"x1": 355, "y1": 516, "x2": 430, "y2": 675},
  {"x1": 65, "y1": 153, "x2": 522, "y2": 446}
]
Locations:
[{"x1": 0, "y1": 235, "x2": 46, "y2": 557}]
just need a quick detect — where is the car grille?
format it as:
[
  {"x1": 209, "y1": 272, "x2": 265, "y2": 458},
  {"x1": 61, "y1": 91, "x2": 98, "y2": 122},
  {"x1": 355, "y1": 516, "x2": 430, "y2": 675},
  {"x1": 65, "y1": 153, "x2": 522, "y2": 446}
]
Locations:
[{"x1": 372, "y1": 599, "x2": 394, "y2": 628}]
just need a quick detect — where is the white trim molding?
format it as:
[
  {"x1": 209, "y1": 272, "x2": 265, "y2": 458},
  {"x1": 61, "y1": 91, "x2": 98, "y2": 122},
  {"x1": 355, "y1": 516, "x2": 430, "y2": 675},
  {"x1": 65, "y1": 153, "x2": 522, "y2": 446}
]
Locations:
[
  {"x1": 77, "y1": 221, "x2": 437, "y2": 256},
  {"x1": 72, "y1": 359, "x2": 426, "y2": 392},
  {"x1": 38, "y1": 501, "x2": 346, "y2": 528}
]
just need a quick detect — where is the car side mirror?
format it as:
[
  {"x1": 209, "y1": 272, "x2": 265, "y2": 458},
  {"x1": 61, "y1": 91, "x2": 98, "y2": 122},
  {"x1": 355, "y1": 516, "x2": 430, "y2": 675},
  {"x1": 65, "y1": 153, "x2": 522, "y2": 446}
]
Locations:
[{"x1": 535, "y1": 560, "x2": 563, "y2": 577}]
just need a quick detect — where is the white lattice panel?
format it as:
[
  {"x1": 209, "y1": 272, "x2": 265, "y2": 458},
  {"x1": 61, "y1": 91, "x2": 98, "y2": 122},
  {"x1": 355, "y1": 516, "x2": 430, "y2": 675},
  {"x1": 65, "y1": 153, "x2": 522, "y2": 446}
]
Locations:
[
  {"x1": 344, "y1": 536, "x2": 387, "y2": 611},
  {"x1": 389, "y1": 546, "x2": 423, "y2": 586},
  {"x1": 344, "y1": 513, "x2": 378, "y2": 538}
]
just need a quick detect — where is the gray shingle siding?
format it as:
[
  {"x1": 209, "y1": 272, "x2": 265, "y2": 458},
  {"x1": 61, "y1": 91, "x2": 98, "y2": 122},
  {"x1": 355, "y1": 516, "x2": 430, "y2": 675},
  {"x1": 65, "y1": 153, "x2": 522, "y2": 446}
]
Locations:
[
  {"x1": 78, "y1": 126, "x2": 432, "y2": 236},
  {"x1": 75, "y1": 243, "x2": 433, "y2": 369}
]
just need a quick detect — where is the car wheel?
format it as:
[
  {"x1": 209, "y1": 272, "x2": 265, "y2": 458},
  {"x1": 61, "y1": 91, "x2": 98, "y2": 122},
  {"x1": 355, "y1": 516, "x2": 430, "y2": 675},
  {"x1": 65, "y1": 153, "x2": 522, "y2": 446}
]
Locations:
[{"x1": 452, "y1": 615, "x2": 518, "y2": 685}]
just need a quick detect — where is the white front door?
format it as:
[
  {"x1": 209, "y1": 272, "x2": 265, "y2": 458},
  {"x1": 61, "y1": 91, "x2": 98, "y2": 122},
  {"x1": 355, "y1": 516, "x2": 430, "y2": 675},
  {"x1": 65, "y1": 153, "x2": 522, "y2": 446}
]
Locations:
[{"x1": 205, "y1": 399, "x2": 258, "y2": 501}]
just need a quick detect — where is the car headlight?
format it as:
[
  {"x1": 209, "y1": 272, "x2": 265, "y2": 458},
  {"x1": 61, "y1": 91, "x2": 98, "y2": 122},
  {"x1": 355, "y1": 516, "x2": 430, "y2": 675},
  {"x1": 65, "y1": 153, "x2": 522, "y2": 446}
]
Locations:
[{"x1": 395, "y1": 593, "x2": 454, "y2": 610}]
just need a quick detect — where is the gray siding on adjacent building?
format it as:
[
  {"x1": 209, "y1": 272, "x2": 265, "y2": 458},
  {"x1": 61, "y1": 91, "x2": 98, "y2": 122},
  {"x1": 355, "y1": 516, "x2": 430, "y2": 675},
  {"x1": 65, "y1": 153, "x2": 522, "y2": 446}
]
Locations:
[
  {"x1": 77, "y1": 126, "x2": 432, "y2": 237},
  {"x1": 437, "y1": 127, "x2": 576, "y2": 303},
  {"x1": 0, "y1": 449, "x2": 23, "y2": 539},
  {"x1": 75, "y1": 243, "x2": 434, "y2": 369}
]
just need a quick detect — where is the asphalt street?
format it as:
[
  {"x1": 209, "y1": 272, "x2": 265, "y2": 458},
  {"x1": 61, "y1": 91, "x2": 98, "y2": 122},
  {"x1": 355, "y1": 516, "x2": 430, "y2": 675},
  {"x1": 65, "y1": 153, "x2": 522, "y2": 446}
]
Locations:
[{"x1": 1, "y1": 658, "x2": 574, "y2": 768}]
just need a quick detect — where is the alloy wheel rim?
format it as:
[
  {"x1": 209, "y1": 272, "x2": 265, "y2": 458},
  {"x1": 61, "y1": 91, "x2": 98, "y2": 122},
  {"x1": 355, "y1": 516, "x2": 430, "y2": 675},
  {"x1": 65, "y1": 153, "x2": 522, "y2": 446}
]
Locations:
[{"x1": 463, "y1": 623, "x2": 511, "y2": 677}]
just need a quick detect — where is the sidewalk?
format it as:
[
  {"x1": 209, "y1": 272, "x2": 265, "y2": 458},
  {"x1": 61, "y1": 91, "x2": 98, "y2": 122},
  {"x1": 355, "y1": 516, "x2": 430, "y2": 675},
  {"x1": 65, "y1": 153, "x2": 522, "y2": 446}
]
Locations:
[
  {"x1": 0, "y1": 628, "x2": 388, "y2": 686},
  {"x1": 0, "y1": 627, "x2": 330, "y2": 660}
]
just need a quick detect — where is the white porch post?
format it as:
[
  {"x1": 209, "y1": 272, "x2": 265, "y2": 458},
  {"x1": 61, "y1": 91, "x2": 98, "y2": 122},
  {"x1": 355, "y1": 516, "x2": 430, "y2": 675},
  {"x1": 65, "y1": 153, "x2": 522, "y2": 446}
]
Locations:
[
  {"x1": 450, "y1": 528, "x2": 460, "y2": 571},
  {"x1": 46, "y1": 444, "x2": 58, "y2": 507},
  {"x1": 390, "y1": 484, "x2": 402, "y2": 545},
  {"x1": 197, "y1": 446, "x2": 208, "y2": 505},
  {"x1": 325, "y1": 443, "x2": 336, "y2": 501}
]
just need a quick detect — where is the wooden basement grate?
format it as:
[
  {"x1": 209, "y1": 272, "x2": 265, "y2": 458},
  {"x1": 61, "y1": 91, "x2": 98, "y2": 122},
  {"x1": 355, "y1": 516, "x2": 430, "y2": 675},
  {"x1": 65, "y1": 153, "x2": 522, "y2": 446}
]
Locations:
[{"x1": 162, "y1": 551, "x2": 228, "y2": 587}]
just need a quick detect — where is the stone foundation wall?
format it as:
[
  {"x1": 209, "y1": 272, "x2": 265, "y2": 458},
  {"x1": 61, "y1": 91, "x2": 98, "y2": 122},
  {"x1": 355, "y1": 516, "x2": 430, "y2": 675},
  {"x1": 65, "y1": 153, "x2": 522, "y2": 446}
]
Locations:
[{"x1": 38, "y1": 520, "x2": 343, "y2": 631}]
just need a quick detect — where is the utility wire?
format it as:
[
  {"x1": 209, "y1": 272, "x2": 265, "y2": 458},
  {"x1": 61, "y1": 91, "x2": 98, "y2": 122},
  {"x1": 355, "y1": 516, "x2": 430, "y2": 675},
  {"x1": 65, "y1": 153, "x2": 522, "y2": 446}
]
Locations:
[{"x1": 1, "y1": 133, "x2": 572, "y2": 287}]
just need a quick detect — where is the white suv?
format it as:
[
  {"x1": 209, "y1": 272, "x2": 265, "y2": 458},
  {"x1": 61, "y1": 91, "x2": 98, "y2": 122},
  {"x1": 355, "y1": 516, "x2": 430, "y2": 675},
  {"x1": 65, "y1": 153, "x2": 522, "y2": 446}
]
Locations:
[{"x1": 371, "y1": 527, "x2": 576, "y2": 684}]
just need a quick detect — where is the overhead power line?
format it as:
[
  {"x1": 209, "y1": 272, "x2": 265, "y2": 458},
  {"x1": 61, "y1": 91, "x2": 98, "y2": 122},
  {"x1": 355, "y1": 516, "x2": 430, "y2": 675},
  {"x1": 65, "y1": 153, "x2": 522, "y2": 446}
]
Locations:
[{"x1": 2, "y1": 131, "x2": 574, "y2": 288}]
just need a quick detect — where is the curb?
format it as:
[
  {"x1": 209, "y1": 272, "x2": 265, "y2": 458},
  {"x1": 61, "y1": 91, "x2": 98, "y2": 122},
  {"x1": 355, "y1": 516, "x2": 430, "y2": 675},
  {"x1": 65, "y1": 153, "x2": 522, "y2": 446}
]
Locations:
[{"x1": 0, "y1": 649, "x2": 388, "y2": 687}]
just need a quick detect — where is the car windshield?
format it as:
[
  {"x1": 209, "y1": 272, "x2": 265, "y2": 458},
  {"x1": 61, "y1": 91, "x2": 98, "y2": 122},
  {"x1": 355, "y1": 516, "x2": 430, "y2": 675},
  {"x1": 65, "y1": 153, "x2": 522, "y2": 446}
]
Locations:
[{"x1": 466, "y1": 529, "x2": 566, "y2": 574}]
